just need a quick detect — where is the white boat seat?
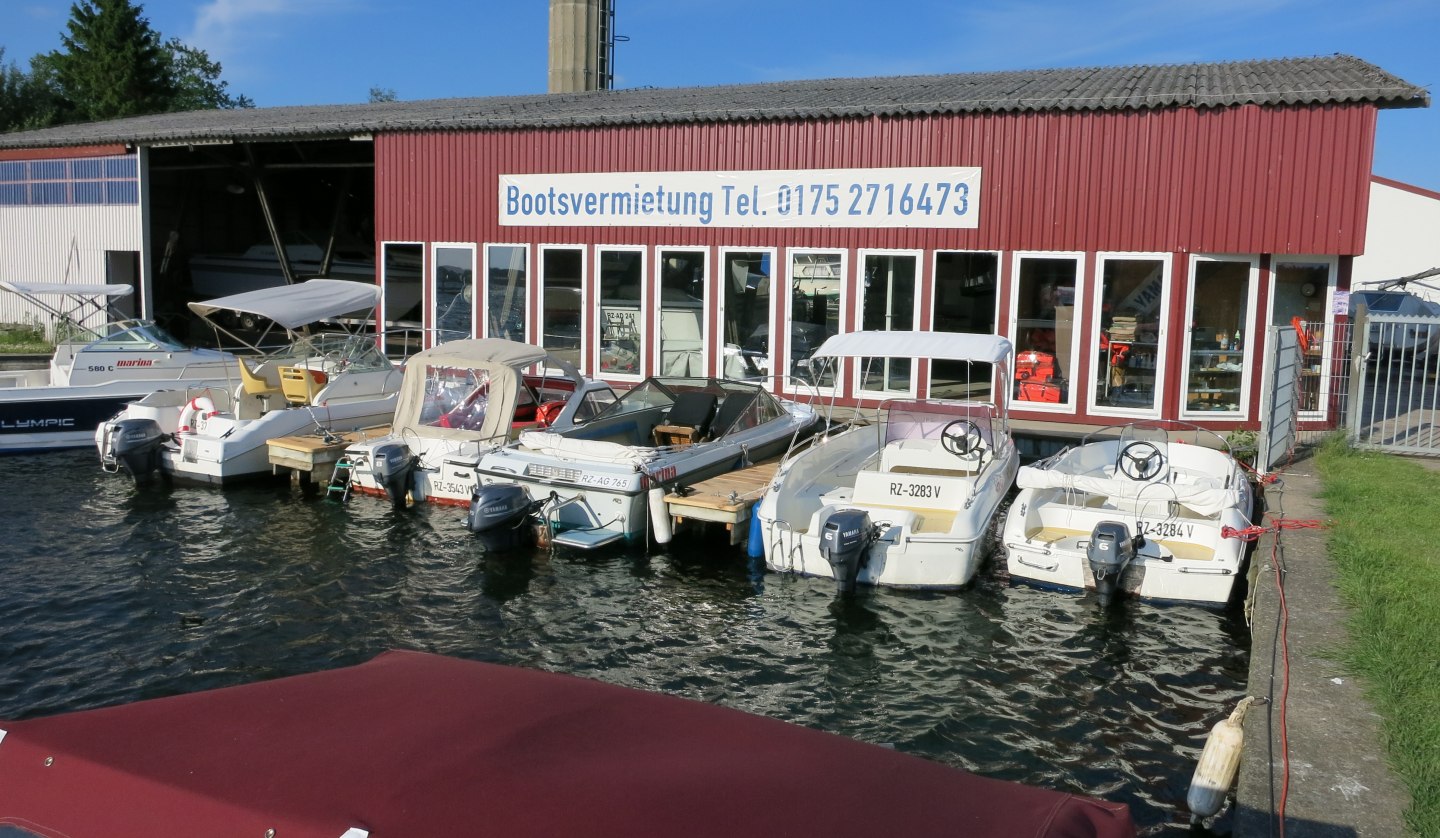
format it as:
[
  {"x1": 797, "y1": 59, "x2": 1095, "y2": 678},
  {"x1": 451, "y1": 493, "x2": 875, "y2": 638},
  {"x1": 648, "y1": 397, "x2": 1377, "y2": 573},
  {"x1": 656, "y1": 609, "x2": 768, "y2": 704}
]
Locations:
[{"x1": 881, "y1": 438, "x2": 982, "y2": 476}]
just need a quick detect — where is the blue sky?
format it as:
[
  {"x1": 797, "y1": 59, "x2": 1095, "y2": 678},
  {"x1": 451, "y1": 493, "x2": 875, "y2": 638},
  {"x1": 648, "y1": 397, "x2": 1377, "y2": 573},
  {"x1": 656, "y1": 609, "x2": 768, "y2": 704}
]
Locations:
[{"x1": 6, "y1": 0, "x2": 1437, "y2": 190}]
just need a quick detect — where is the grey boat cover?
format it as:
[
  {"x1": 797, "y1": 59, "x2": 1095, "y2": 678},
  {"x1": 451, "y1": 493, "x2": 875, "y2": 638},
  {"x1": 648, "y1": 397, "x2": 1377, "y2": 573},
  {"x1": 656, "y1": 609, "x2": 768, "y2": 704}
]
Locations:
[
  {"x1": 813, "y1": 330, "x2": 1013, "y2": 364},
  {"x1": 186, "y1": 279, "x2": 381, "y2": 330},
  {"x1": 0, "y1": 281, "x2": 133, "y2": 298}
]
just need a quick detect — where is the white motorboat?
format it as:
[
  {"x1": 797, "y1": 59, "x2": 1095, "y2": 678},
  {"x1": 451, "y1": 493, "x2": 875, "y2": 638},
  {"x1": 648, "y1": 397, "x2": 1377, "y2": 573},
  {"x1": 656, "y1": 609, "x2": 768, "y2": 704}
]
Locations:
[
  {"x1": 467, "y1": 376, "x2": 817, "y2": 551},
  {"x1": 96, "y1": 280, "x2": 402, "y2": 486},
  {"x1": 0, "y1": 281, "x2": 237, "y2": 453},
  {"x1": 756, "y1": 331, "x2": 1019, "y2": 592},
  {"x1": 340, "y1": 338, "x2": 619, "y2": 507},
  {"x1": 1000, "y1": 423, "x2": 1256, "y2": 606}
]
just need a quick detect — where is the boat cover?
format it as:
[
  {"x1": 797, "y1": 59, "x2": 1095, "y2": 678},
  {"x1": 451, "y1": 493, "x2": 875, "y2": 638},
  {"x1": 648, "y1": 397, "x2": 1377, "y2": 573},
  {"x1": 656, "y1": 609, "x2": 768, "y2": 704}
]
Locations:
[
  {"x1": 518, "y1": 429, "x2": 659, "y2": 465},
  {"x1": 0, "y1": 650, "x2": 1135, "y2": 837},
  {"x1": 186, "y1": 278, "x2": 381, "y2": 330},
  {"x1": 1016, "y1": 459, "x2": 1240, "y2": 518},
  {"x1": 0, "y1": 281, "x2": 133, "y2": 298},
  {"x1": 391, "y1": 339, "x2": 580, "y2": 445},
  {"x1": 813, "y1": 329, "x2": 1013, "y2": 364}
]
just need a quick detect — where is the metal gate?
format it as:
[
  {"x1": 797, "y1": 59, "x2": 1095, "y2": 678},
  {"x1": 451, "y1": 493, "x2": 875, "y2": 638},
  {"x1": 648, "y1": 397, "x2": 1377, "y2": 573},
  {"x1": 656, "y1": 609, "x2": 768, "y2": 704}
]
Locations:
[
  {"x1": 1258, "y1": 326, "x2": 1299, "y2": 472},
  {"x1": 1347, "y1": 309, "x2": 1440, "y2": 457}
]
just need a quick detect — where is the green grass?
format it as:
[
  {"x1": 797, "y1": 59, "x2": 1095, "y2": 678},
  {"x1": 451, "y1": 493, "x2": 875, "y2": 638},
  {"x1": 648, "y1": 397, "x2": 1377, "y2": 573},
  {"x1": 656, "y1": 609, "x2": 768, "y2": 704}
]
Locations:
[
  {"x1": 0, "y1": 322, "x2": 52, "y2": 354},
  {"x1": 1316, "y1": 436, "x2": 1440, "y2": 837}
]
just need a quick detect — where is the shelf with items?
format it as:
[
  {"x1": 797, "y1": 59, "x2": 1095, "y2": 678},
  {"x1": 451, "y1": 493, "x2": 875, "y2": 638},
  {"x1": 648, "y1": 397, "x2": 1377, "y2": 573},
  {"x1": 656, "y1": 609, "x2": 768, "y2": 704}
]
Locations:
[{"x1": 1096, "y1": 339, "x2": 1160, "y2": 408}]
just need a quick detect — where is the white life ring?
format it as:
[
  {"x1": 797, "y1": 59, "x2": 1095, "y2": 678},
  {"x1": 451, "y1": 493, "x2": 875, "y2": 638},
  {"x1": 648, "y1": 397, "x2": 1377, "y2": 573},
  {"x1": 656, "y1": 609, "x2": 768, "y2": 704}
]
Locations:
[{"x1": 177, "y1": 396, "x2": 218, "y2": 435}]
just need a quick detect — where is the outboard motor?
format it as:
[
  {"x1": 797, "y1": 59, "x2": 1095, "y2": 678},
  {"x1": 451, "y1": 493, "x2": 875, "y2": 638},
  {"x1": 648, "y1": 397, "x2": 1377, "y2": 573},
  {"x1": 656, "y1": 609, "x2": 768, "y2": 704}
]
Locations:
[
  {"x1": 1087, "y1": 521, "x2": 1138, "y2": 607},
  {"x1": 99, "y1": 418, "x2": 165, "y2": 485},
  {"x1": 369, "y1": 443, "x2": 416, "y2": 509},
  {"x1": 819, "y1": 508, "x2": 875, "y2": 595},
  {"x1": 467, "y1": 483, "x2": 537, "y2": 552}
]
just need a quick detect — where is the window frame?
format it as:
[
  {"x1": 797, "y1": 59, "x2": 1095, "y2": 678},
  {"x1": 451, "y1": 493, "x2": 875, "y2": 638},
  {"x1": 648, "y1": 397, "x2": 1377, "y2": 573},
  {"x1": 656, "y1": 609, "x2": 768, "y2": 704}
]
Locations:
[
  {"x1": 1007, "y1": 250, "x2": 1086, "y2": 414},
  {"x1": 1087, "y1": 252, "x2": 1171, "y2": 419},
  {"x1": 853, "y1": 248, "x2": 923, "y2": 401},
  {"x1": 593, "y1": 243, "x2": 648, "y2": 383},
  {"x1": 653, "y1": 245, "x2": 710, "y2": 379}
]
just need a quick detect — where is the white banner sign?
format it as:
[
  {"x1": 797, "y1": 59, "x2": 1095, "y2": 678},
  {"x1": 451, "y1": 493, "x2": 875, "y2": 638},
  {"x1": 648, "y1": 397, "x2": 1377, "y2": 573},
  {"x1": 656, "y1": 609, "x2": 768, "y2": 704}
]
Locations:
[{"x1": 499, "y1": 166, "x2": 980, "y2": 229}]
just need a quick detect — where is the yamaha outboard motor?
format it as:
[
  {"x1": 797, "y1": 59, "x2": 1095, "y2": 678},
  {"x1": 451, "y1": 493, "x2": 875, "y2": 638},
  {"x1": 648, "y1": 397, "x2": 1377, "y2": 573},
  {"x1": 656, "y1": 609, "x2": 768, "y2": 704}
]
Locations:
[
  {"x1": 467, "y1": 484, "x2": 537, "y2": 552},
  {"x1": 99, "y1": 418, "x2": 165, "y2": 485},
  {"x1": 369, "y1": 443, "x2": 416, "y2": 509},
  {"x1": 1087, "y1": 521, "x2": 1138, "y2": 606},
  {"x1": 819, "y1": 508, "x2": 875, "y2": 595}
]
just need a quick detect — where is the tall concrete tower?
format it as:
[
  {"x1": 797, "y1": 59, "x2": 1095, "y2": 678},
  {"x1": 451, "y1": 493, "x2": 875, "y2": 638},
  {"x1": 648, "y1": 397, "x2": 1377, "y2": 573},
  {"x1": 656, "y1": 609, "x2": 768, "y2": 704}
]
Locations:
[{"x1": 548, "y1": 0, "x2": 616, "y2": 93}]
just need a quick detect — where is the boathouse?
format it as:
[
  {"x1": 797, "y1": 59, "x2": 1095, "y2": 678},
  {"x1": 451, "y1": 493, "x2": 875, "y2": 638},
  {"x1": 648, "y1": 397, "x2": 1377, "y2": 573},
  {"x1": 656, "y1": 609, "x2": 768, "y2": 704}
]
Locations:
[{"x1": 0, "y1": 54, "x2": 1429, "y2": 433}]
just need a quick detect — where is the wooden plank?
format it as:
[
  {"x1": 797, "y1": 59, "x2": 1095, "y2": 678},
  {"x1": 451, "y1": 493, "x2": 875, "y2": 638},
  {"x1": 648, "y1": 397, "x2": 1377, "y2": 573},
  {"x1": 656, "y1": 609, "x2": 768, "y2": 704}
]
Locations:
[
  {"x1": 665, "y1": 462, "x2": 777, "y2": 514},
  {"x1": 267, "y1": 426, "x2": 390, "y2": 471}
]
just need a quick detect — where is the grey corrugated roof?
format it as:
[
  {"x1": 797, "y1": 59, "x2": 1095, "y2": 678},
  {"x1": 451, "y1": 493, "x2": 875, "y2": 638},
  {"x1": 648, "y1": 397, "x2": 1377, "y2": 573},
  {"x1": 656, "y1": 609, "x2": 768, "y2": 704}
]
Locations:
[{"x1": 0, "y1": 53, "x2": 1427, "y2": 150}]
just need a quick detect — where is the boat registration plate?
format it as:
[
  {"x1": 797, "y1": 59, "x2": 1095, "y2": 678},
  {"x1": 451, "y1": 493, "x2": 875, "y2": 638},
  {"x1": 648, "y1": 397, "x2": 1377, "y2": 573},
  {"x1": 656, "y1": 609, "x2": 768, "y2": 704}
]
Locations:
[
  {"x1": 868, "y1": 474, "x2": 963, "y2": 509},
  {"x1": 1136, "y1": 519, "x2": 1196, "y2": 540}
]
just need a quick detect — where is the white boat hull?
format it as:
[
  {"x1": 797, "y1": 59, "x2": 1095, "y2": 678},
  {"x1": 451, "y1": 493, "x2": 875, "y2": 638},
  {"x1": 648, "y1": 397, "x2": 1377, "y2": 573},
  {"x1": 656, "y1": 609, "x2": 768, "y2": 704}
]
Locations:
[{"x1": 1000, "y1": 434, "x2": 1255, "y2": 605}]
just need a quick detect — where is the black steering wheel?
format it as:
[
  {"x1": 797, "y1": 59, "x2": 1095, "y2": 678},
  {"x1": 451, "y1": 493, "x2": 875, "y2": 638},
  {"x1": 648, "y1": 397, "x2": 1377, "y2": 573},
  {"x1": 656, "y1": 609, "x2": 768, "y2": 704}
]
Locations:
[
  {"x1": 940, "y1": 419, "x2": 983, "y2": 457},
  {"x1": 1118, "y1": 441, "x2": 1166, "y2": 481}
]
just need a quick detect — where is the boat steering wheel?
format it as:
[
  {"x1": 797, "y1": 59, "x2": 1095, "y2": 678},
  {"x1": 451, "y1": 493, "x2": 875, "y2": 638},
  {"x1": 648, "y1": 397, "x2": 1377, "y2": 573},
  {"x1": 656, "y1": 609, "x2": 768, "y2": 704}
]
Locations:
[
  {"x1": 1118, "y1": 441, "x2": 1166, "y2": 481},
  {"x1": 940, "y1": 419, "x2": 983, "y2": 457}
]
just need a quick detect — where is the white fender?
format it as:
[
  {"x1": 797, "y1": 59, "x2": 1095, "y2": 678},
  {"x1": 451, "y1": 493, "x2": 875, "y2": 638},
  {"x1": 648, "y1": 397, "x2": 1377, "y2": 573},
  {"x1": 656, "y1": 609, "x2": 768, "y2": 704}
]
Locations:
[
  {"x1": 177, "y1": 396, "x2": 218, "y2": 435},
  {"x1": 649, "y1": 486, "x2": 673, "y2": 545}
]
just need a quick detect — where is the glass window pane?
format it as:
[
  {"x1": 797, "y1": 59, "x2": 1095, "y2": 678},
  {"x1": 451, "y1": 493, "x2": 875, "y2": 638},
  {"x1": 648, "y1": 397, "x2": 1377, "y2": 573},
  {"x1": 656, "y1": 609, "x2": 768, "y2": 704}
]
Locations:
[
  {"x1": 0, "y1": 184, "x2": 25, "y2": 205},
  {"x1": 1014, "y1": 257, "x2": 1077, "y2": 405},
  {"x1": 858, "y1": 254, "x2": 916, "y2": 393},
  {"x1": 541, "y1": 248, "x2": 584, "y2": 369},
  {"x1": 720, "y1": 251, "x2": 770, "y2": 382},
  {"x1": 597, "y1": 249, "x2": 643, "y2": 375},
  {"x1": 433, "y1": 246, "x2": 474, "y2": 344},
  {"x1": 486, "y1": 245, "x2": 528, "y2": 341},
  {"x1": 658, "y1": 249, "x2": 706, "y2": 376},
  {"x1": 74, "y1": 182, "x2": 104, "y2": 204},
  {"x1": 105, "y1": 156, "x2": 137, "y2": 178},
  {"x1": 1185, "y1": 260, "x2": 1250, "y2": 414},
  {"x1": 1095, "y1": 258, "x2": 1163, "y2": 410},
  {"x1": 31, "y1": 160, "x2": 64, "y2": 180},
  {"x1": 788, "y1": 252, "x2": 842, "y2": 388},
  {"x1": 105, "y1": 180, "x2": 137, "y2": 204},
  {"x1": 72, "y1": 158, "x2": 103, "y2": 179},
  {"x1": 31, "y1": 182, "x2": 66, "y2": 204},
  {"x1": 930, "y1": 251, "x2": 996, "y2": 400},
  {"x1": 0, "y1": 161, "x2": 25, "y2": 182}
]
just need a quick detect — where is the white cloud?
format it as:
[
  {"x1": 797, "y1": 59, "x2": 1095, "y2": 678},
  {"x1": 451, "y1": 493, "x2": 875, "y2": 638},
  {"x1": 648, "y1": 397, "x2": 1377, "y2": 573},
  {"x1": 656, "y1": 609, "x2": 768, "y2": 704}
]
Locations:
[{"x1": 184, "y1": 0, "x2": 357, "y2": 81}]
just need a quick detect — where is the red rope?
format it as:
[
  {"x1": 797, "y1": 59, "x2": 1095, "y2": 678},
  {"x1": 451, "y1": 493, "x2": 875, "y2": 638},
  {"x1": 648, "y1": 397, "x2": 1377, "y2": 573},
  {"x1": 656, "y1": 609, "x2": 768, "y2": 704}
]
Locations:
[{"x1": 1222, "y1": 519, "x2": 1325, "y2": 541}]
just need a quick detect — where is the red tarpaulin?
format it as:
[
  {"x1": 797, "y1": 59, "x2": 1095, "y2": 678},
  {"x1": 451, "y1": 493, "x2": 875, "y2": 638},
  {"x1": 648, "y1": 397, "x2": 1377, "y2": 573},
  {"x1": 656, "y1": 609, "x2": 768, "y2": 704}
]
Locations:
[{"x1": 0, "y1": 650, "x2": 1133, "y2": 837}]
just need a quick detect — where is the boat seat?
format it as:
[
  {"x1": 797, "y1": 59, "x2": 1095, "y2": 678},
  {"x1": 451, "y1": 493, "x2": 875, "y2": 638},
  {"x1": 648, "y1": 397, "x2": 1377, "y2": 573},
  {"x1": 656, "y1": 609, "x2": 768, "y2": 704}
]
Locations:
[
  {"x1": 238, "y1": 358, "x2": 282, "y2": 411},
  {"x1": 881, "y1": 438, "x2": 981, "y2": 476},
  {"x1": 279, "y1": 366, "x2": 328, "y2": 406},
  {"x1": 653, "y1": 391, "x2": 717, "y2": 447}
]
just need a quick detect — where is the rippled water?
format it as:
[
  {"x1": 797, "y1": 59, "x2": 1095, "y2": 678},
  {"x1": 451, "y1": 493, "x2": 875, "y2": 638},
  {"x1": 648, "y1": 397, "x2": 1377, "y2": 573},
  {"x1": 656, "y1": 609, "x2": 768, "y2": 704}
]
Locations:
[{"x1": 0, "y1": 449, "x2": 1250, "y2": 833}]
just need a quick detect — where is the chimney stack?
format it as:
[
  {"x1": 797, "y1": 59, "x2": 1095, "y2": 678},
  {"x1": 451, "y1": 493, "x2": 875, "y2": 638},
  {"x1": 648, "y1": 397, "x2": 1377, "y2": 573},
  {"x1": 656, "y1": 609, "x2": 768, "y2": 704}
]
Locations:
[{"x1": 549, "y1": 0, "x2": 615, "y2": 93}]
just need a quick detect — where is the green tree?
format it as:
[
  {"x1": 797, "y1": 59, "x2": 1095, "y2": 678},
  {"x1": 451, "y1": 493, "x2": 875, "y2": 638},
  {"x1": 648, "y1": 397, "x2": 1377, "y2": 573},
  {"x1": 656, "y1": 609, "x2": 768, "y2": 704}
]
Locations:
[
  {"x1": 45, "y1": 0, "x2": 177, "y2": 121},
  {"x1": 0, "y1": 47, "x2": 65, "y2": 132},
  {"x1": 165, "y1": 38, "x2": 253, "y2": 111},
  {"x1": 368, "y1": 86, "x2": 398, "y2": 103}
]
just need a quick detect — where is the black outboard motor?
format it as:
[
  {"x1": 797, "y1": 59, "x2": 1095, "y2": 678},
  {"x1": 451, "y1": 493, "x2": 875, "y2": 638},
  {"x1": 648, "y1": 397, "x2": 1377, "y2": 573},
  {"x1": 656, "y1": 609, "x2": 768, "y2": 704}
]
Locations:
[
  {"x1": 819, "y1": 508, "x2": 875, "y2": 595},
  {"x1": 467, "y1": 483, "x2": 537, "y2": 552},
  {"x1": 100, "y1": 418, "x2": 165, "y2": 485},
  {"x1": 369, "y1": 443, "x2": 416, "y2": 509},
  {"x1": 1087, "y1": 521, "x2": 1138, "y2": 607}
]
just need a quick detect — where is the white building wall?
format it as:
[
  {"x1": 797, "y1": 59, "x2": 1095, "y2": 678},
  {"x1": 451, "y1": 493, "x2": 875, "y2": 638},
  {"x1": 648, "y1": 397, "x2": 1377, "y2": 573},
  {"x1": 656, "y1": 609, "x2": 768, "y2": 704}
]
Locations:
[
  {"x1": 0, "y1": 204, "x2": 143, "y2": 328},
  {"x1": 1353, "y1": 176, "x2": 1440, "y2": 302}
]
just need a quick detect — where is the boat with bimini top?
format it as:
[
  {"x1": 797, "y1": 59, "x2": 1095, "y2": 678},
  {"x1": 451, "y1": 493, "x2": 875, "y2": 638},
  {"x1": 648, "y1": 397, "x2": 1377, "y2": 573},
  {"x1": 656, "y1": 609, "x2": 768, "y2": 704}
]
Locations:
[
  {"x1": 467, "y1": 376, "x2": 816, "y2": 551},
  {"x1": 95, "y1": 280, "x2": 401, "y2": 486},
  {"x1": 339, "y1": 338, "x2": 618, "y2": 507},
  {"x1": 0, "y1": 281, "x2": 237, "y2": 453},
  {"x1": 1000, "y1": 422, "x2": 1255, "y2": 606},
  {"x1": 756, "y1": 331, "x2": 1019, "y2": 592}
]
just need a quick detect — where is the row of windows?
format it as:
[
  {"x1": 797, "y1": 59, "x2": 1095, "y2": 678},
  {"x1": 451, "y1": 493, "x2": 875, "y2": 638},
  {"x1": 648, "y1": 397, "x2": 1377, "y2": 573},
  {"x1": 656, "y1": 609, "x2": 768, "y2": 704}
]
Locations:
[{"x1": 0, "y1": 156, "x2": 139, "y2": 207}]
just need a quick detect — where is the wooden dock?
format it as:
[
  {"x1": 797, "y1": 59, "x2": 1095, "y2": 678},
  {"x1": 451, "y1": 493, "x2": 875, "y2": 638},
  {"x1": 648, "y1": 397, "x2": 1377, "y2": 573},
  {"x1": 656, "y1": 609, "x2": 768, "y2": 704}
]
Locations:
[
  {"x1": 267, "y1": 426, "x2": 390, "y2": 486},
  {"x1": 665, "y1": 461, "x2": 778, "y2": 545}
]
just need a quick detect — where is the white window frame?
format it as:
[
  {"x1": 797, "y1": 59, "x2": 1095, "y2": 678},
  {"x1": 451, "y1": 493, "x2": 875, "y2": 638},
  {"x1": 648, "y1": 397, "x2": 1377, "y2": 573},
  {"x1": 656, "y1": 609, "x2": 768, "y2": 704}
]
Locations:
[
  {"x1": 538, "y1": 243, "x2": 588, "y2": 376},
  {"x1": 593, "y1": 244, "x2": 648, "y2": 383},
  {"x1": 380, "y1": 240, "x2": 424, "y2": 355},
  {"x1": 482, "y1": 242, "x2": 531, "y2": 344},
  {"x1": 1007, "y1": 251, "x2": 1086, "y2": 414},
  {"x1": 783, "y1": 247, "x2": 849, "y2": 400},
  {"x1": 1180, "y1": 254, "x2": 1260, "y2": 422},
  {"x1": 928, "y1": 249, "x2": 1002, "y2": 400},
  {"x1": 1266, "y1": 254, "x2": 1338, "y2": 420},
  {"x1": 1087, "y1": 252, "x2": 1171, "y2": 419},
  {"x1": 430, "y1": 242, "x2": 476, "y2": 348},
  {"x1": 653, "y1": 245, "x2": 710, "y2": 379},
  {"x1": 717, "y1": 246, "x2": 778, "y2": 392},
  {"x1": 852, "y1": 249, "x2": 923, "y2": 400}
]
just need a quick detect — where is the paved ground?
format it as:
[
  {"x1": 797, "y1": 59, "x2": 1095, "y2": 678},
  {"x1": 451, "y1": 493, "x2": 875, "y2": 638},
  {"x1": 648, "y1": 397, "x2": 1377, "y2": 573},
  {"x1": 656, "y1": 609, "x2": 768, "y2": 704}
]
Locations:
[{"x1": 1233, "y1": 453, "x2": 1413, "y2": 837}]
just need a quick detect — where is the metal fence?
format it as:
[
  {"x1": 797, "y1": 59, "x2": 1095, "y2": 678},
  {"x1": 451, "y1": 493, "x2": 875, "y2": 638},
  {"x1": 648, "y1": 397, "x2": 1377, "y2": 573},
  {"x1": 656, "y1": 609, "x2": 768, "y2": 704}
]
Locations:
[{"x1": 1346, "y1": 311, "x2": 1440, "y2": 457}]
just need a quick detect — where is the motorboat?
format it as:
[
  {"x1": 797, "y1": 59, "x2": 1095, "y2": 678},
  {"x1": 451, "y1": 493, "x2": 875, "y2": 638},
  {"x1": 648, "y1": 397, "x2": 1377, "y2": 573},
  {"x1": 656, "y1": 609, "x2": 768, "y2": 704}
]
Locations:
[
  {"x1": 468, "y1": 376, "x2": 817, "y2": 550},
  {"x1": 1000, "y1": 422, "x2": 1256, "y2": 606},
  {"x1": 0, "y1": 650, "x2": 1134, "y2": 837},
  {"x1": 0, "y1": 281, "x2": 237, "y2": 453},
  {"x1": 95, "y1": 280, "x2": 402, "y2": 486},
  {"x1": 1351, "y1": 267, "x2": 1440, "y2": 359},
  {"x1": 756, "y1": 331, "x2": 1019, "y2": 592},
  {"x1": 340, "y1": 338, "x2": 619, "y2": 507}
]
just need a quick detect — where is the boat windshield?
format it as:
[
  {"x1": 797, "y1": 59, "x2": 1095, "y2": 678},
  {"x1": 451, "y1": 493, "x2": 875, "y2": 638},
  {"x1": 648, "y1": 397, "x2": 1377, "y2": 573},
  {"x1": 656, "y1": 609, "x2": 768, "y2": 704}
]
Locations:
[
  {"x1": 418, "y1": 366, "x2": 495, "y2": 431},
  {"x1": 82, "y1": 320, "x2": 191, "y2": 352},
  {"x1": 275, "y1": 332, "x2": 392, "y2": 372},
  {"x1": 882, "y1": 400, "x2": 997, "y2": 448},
  {"x1": 584, "y1": 376, "x2": 784, "y2": 437}
]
